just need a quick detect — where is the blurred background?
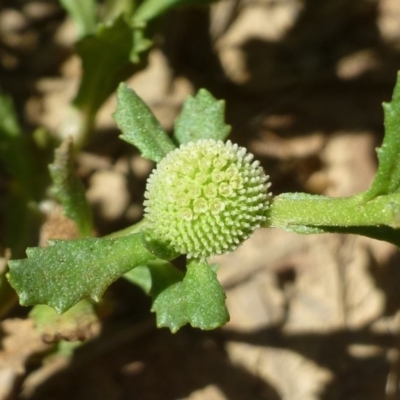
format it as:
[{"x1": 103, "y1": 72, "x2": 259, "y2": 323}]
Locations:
[{"x1": 1, "y1": 0, "x2": 400, "y2": 399}]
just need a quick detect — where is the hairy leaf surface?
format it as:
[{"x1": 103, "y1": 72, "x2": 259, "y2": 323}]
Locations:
[
  {"x1": 113, "y1": 83, "x2": 176, "y2": 162},
  {"x1": 152, "y1": 260, "x2": 229, "y2": 332},
  {"x1": 174, "y1": 89, "x2": 231, "y2": 145},
  {"x1": 365, "y1": 71, "x2": 400, "y2": 199},
  {"x1": 8, "y1": 234, "x2": 155, "y2": 313},
  {"x1": 49, "y1": 138, "x2": 93, "y2": 237}
]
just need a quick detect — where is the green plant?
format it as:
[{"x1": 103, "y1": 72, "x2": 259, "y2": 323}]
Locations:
[
  {"x1": 6, "y1": 70, "x2": 400, "y2": 332},
  {"x1": 57, "y1": 0, "x2": 217, "y2": 148},
  {"x1": 0, "y1": 0, "x2": 218, "y2": 330}
]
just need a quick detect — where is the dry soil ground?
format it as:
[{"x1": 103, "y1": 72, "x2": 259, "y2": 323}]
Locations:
[{"x1": 2, "y1": 1, "x2": 400, "y2": 399}]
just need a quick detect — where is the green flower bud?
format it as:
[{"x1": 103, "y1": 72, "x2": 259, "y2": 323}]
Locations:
[{"x1": 144, "y1": 139, "x2": 271, "y2": 259}]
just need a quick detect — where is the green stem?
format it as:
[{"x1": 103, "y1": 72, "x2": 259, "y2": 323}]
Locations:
[{"x1": 265, "y1": 192, "x2": 400, "y2": 231}]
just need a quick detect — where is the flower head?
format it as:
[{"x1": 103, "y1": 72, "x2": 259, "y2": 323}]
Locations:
[{"x1": 144, "y1": 139, "x2": 271, "y2": 259}]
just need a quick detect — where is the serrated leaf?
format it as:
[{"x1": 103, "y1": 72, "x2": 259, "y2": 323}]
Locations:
[
  {"x1": 134, "y1": 0, "x2": 218, "y2": 23},
  {"x1": 173, "y1": 89, "x2": 231, "y2": 145},
  {"x1": 152, "y1": 259, "x2": 229, "y2": 332},
  {"x1": 113, "y1": 83, "x2": 176, "y2": 162},
  {"x1": 59, "y1": 0, "x2": 97, "y2": 38},
  {"x1": 365, "y1": 71, "x2": 400, "y2": 200},
  {"x1": 124, "y1": 260, "x2": 187, "y2": 332},
  {"x1": 49, "y1": 137, "x2": 93, "y2": 237},
  {"x1": 74, "y1": 17, "x2": 135, "y2": 117},
  {"x1": 30, "y1": 300, "x2": 98, "y2": 343},
  {"x1": 184, "y1": 259, "x2": 229, "y2": 329},
  {"x1": 152, "y1": 281, "x2": 188, "y2": 332},
  {"x1": 7, "y1": 233, "x2": 156, "y2": 314}
]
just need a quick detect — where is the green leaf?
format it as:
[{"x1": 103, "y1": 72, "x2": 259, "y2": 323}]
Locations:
[
  {"x1": 0, "y1": 90, "x2": 33, "y2": 196},
  {"x1": 124, "y1": 265, "x2": 153, "y2": 293},
  {"x1": 184, "y1": 259, "x2": 229, "y2": 329},
  {"x1": 30, "y1": 300, "x2": 98, "y2": 342},
  {"x1": 124, "y1": 259, "x2": 183, "y2": 294},
  {"x1": 153, "y1": 281, "x2": 188, "y2": 332},
  {"x1": 113, "y1": 83, "x2": 176, "y2": 162},
  {"x1": 125, "y1": 260, "x2": 229, "y2": 332},
  {"x1": 265, "y1": 72, "x2": 400, "y2": 247},
  {"x1": 152, "y1": 259, "x2": 229, "y2": 332},
  {"x1": 59, "y1": 0, "x2": 97, "y2": 38},
  {"x1": 365, "y1": 71, "x2": 400, "y2": 200},
  {"x1": 49, "y1": 137, "x2": 93, "y2": 237},
  {"x1": 74, "y1": 17, "x2": 135, "y2": 118},
  {"x1": 130, "y1": 27, "x2": 153, "y2": 64},
  {"x1": 124, "y1": 260, "x2": 197, "y2": 332},
  {"x1": 0, "y1": 91, "x2": 21, "y2": 138},
  {"x1": 134, "y1": 0, "x2": 218, "y2": 23},
  {"x1": 7, "y1": 233, "x2": 156, "y2": 314},
  {"x1": 102, "y1": 0, "x2": 135, "y2": 23},
  {"x1": 0, "y1": 90, "x2": 42, "y2": 255},
  {"x1": 173, "y1": 89, "x2": 231, "y2": 145}
]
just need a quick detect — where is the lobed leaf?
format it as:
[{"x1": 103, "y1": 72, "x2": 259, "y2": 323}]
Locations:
[
  {"x1": 365, "y1": 71, "x2": 400, "y2": 200},
  {"x1": 74, "y1": 17, "x2": 135, "y2": 117},
  {"x1": 152, "y1": 259, "x2": 229, "y2": 332},
  {"x1": 7, "y1": 233, "x2": 156, "y2": 314},
  {"x1": 183, "y1": 259, "x2": 229, "y2": 329},
  {"x1": 152, "y1": 281, "x2": 188, "y2": 332},
  {"x1": 113, "y1": 83, "x2": 176, "y2": 162},
  {"x1": 173, "y1": 89, "x2": 231, "y2": 145},
  {"x1": 49, "y1": 137, "x2": 93, "y2": 237}
]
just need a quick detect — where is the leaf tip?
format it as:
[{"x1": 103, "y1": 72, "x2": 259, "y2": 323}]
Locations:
[
  {"x1": 53, "y1": 305, "x2": 65, "y2": 315},
  {"x1": 16, "y1": 291, "x2": 30, "y2": 307},
  {"x1": 155, "y1": 319, "x2": 182, "y2": 333},
  {"x1": 91, "y1": 294, "x2": 101, "y2": 302}
]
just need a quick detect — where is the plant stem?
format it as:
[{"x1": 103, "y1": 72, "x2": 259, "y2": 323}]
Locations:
[{"x1": 265, "y1": 192, "x2": 400, "y2": 232}]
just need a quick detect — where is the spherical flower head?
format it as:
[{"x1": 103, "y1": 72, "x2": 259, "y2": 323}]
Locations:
[{"x1": 144, "y1": 139, "x2": 271, "y2": 259}]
